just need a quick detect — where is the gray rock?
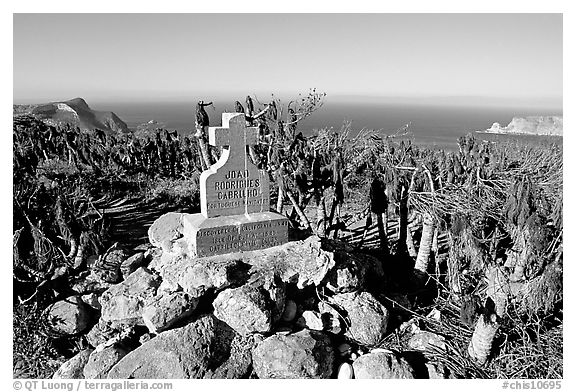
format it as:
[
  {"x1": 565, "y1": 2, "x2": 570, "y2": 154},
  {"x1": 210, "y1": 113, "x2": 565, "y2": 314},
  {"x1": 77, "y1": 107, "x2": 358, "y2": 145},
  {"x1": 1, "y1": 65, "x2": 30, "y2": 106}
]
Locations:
[
  {"x1": 99, "y1": 267, "x2": 160, "y2": 326},
  {"x1": 318, "y1": 301, "x2": 343, "y2": 334},
  {"x1": 324, "y1": 253, "x2": 367, "y2": 293},
  {"x1": 296, "y1": 311, "x2": 324, "y2": 331},
  {"x1": 52, "y1": 349, "x2": 93, "y2": 379},
  {"x1": 148, "y1": 212, "x2": 188, "y2": 255},
  {"x1": 337, "y1": 362, "x2": 354, "y2": 379},
  {"x1": 94, "y1": 248, "x2": 129, "y2": 284},
  {"x1": 148, "y1": 236, "x2": 338, "y2": 301},
  {"x1": 213, "y1": 285, "x2": 273, "y2": 335},
  {"x1": 81, "y1": 293, "x2": 101, "y2": 310},
  {"x1": 108, "y1": 315, "x2": 250, "y2": 379},
  {"x1": 46, "y1": 296, "x2": 91, "y2": 335},
  {"x1": 247, "y1": 236, "x2": 336, "y2": 289},
  {"x1": 281, "y1": 300, "x2": 297, "y2": 322},
  {"x1": 252, "y1": 329, "x2": 335, "y2": 379},
  {"x1": 71, "y1": 271, "x2": 113, "y2": 295},
  {"x1": 204, "y1": 333, "x2": 255, "y2": 379},
  {"x1": 142, "y1": 292, "x2": 199, "y2": 334},
  {"x1": 83, "y1": 346, "x2": 128, "y2": 379},
  {"x1": 248, "y1": 272, "x2": 286, "y2": 322},
  {"x1": 407, "y1": 331, "x2": 447, "y2": 353},
  {"x1": 120, "y1": 252, "x2": 145, "y2": 279},
  {"x1": 331, "y1": 291, "x2": 389, "y2": 346},
  {"x1": 352, "y1": 352, "x2": 415, "y2": 379},
  {"x1": 86, "y1": 319, "x2": 117, "y2": 348},
  {"x1": 149, "y1": 252, "x2": 248, "y2": 297}
]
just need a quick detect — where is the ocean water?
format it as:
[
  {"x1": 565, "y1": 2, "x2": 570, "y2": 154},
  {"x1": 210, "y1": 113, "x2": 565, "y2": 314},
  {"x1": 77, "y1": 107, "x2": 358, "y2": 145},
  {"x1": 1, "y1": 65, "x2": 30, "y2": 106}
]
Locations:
[{"x1": 99, "y1": 101, "x2": 562, "y2": 150}]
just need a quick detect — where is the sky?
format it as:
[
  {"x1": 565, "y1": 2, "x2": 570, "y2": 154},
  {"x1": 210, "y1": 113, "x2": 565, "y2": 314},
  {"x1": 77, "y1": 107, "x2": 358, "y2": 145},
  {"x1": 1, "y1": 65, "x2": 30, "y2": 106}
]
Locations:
[{"x1": 13, "y1": 13, "x2": 562, "y2": 108}]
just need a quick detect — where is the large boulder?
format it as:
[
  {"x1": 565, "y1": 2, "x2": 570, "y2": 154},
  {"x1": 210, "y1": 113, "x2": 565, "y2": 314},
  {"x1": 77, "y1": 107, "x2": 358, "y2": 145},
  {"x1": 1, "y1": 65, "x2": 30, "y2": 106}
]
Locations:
[
  {"x1": 99, "y1": 267, "x2": 161, "y2": 326},
  {"x1": 142, "y1": 291, "x2": 199, "y2": 334},
  {"x1": 204, "y1": 332, "x2": 255, "y2": 379},
  {"x1": 46, "y1": 296, "x2": 91, "y2": 335},
  {"x1": 108, "y1": 315, "x2": 251, "y2": 379},
  {"x1": 352, "y1": 352, "x2": 415, "y2": 379},
  {"x1": 252, "y1": 329, "x2": 335, "y2": 379},
  {"x1": 248, "y1": 236, "x2": 336, "y2": 289},
  {"x1": 83, "y1": 346, "x2": 128, "y2": 379},
  {"x1": 213, "y1": 285, "x2": 275, "y2": 335},
  {"x1": 150, "y1": 252, "x2": 249, "y2": 296},
  {"x1": 52, "y1": 349, "x2": 93, "y2": 379},
  {"x1": 331, "y1": 291, "x2": 389, "y2": 346}
]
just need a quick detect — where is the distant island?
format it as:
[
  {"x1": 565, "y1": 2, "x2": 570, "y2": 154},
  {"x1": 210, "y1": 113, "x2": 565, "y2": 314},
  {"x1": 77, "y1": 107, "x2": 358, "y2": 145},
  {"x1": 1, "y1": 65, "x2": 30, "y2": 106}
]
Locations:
[
  {"x1": 13, "y1": 97, "x2": 129, "y2": 134},
  {"x1": 479, "y1": 115, "x2": 563, "y2": 136}
]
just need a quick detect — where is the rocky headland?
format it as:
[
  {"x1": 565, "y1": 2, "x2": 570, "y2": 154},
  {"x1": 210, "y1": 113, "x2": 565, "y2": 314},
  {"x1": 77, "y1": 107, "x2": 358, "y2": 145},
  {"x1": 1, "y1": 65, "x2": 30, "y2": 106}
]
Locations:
[{"x1": 481, "y1": 116, "x2": 562, "y2": 136}]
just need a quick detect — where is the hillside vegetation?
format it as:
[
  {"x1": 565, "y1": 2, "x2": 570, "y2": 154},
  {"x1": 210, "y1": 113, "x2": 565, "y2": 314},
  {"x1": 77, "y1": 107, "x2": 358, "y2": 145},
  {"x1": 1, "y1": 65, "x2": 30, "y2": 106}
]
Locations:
[{"x1": 13, "y1": 93, "x2": 563, "y2": 379}]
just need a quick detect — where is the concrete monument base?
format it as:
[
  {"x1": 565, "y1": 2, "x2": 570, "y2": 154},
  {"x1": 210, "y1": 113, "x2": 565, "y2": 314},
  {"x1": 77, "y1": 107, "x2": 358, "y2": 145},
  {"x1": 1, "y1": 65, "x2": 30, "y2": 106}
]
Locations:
[{"x1": 183, "y1": 211, "x2": 289, "y2": 257}]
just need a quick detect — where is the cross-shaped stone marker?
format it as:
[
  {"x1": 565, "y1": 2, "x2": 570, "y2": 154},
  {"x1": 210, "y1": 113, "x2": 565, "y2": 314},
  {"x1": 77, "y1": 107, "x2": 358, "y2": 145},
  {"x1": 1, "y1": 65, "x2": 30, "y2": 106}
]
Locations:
[
  {"x1": 183, "y1": 112, "x2": 288, "y2": 257},
  {"x1": 200, "y1": 113, "x2": 270, "y2": 218}
]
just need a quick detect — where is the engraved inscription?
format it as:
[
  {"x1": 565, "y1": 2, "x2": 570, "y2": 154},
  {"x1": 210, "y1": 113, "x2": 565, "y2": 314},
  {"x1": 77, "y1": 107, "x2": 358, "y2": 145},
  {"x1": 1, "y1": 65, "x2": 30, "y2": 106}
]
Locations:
[{"x1": 195, "y1": 219, "x2": 289, "y2": 257}]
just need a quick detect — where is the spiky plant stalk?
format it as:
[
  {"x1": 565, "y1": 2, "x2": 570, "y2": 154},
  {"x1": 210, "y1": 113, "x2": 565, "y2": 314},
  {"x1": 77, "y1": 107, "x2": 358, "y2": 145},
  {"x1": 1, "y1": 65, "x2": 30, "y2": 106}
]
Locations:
[
  {"x1": 406, "y1": 227, "x2": 418, "y2": 258},
  {"x1": 468, "y1": 310, "x2": 499, "y2": 366},
  {"x1": 195, "y1": 125, "x2": 214, "y2": 169},
  {"x1": 414, "y1": 213, "x2": 436, "y2": 273}
]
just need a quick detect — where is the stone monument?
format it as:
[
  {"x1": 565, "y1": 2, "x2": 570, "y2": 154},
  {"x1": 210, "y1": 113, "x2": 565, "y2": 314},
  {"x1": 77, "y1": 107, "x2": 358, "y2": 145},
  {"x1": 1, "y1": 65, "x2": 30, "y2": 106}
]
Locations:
[{"x1": 182, "y1": 112, "x2": 289, "y2": 257}]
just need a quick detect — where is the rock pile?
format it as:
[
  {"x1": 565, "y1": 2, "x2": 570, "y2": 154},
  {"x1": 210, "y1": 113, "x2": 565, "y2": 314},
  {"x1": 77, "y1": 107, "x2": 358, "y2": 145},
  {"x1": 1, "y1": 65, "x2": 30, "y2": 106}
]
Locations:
[{"x1": 50, "y1": 212, "x2": 451, "y2": 379}]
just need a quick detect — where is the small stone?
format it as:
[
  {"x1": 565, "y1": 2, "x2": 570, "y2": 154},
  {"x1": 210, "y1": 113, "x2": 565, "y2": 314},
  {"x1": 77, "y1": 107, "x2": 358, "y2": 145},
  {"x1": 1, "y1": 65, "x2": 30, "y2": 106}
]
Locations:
[
  {"x1": 426, "y1": 308, "x2": 442, "y2": 322},
  {"x1": 275, "y1": 327, "x2": 292, "y2": 335},
  {"x1": 407, "y1": 331, "x2": 447, "y2": 353},
  {"x1": 252, "y1": 329, "x2": 335, "y2": 379},
  {"x1": 52, "y1": 349, "x2": 93, "y2": 379},
  {"x1": 350, "y1": 353, "x2": 358, "y2": 361},
  {"x1": 120, "y1": 252, "x2": 145, "y2": 279},
  {"x1": 318, "y1": 301, "x2": 342, "y2": 334},
  {"x1": 337, "y1": 343, "x2": 352, "y2": 356},
  {"x1": 46, "y1": 296, "x2": 91, "y2": 335},
  {"x1": 81, "y1": 293, "x2": 101, "y2": 310},
  {"x1": 297, "y1": 311, "x2": 324, "y2": 331},
  {"x1": 71, "y1": 271, "x2": 113, "y2": 295},
  {"x1": 86, "y1": 319, "x2": 117, "y2": 348},
  {"x1": 352, "y1": 352, "x2": 415, "y2": 379},
  {"x1": 337, "y1": 362, "x2": 354, "y2": 379},
  {"x1": 86, "y1": 255, "x2": 99, "y2": 269},
  {"x1": 281, "y1": 300, "x2": 297, "y2": 322},
  {"x1": 96, "y1": 248, "x2": 129, "y2": 284},
  {"x1": 324, "y1": 253, "x2": 367, "y2": 293}
]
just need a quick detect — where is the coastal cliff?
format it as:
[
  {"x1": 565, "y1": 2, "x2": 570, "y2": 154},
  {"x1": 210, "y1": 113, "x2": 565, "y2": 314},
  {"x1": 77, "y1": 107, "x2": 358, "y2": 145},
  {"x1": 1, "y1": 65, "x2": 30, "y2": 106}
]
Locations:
[{"x1": 484, "y1": 116, "x2": 562, "y2": 136}]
